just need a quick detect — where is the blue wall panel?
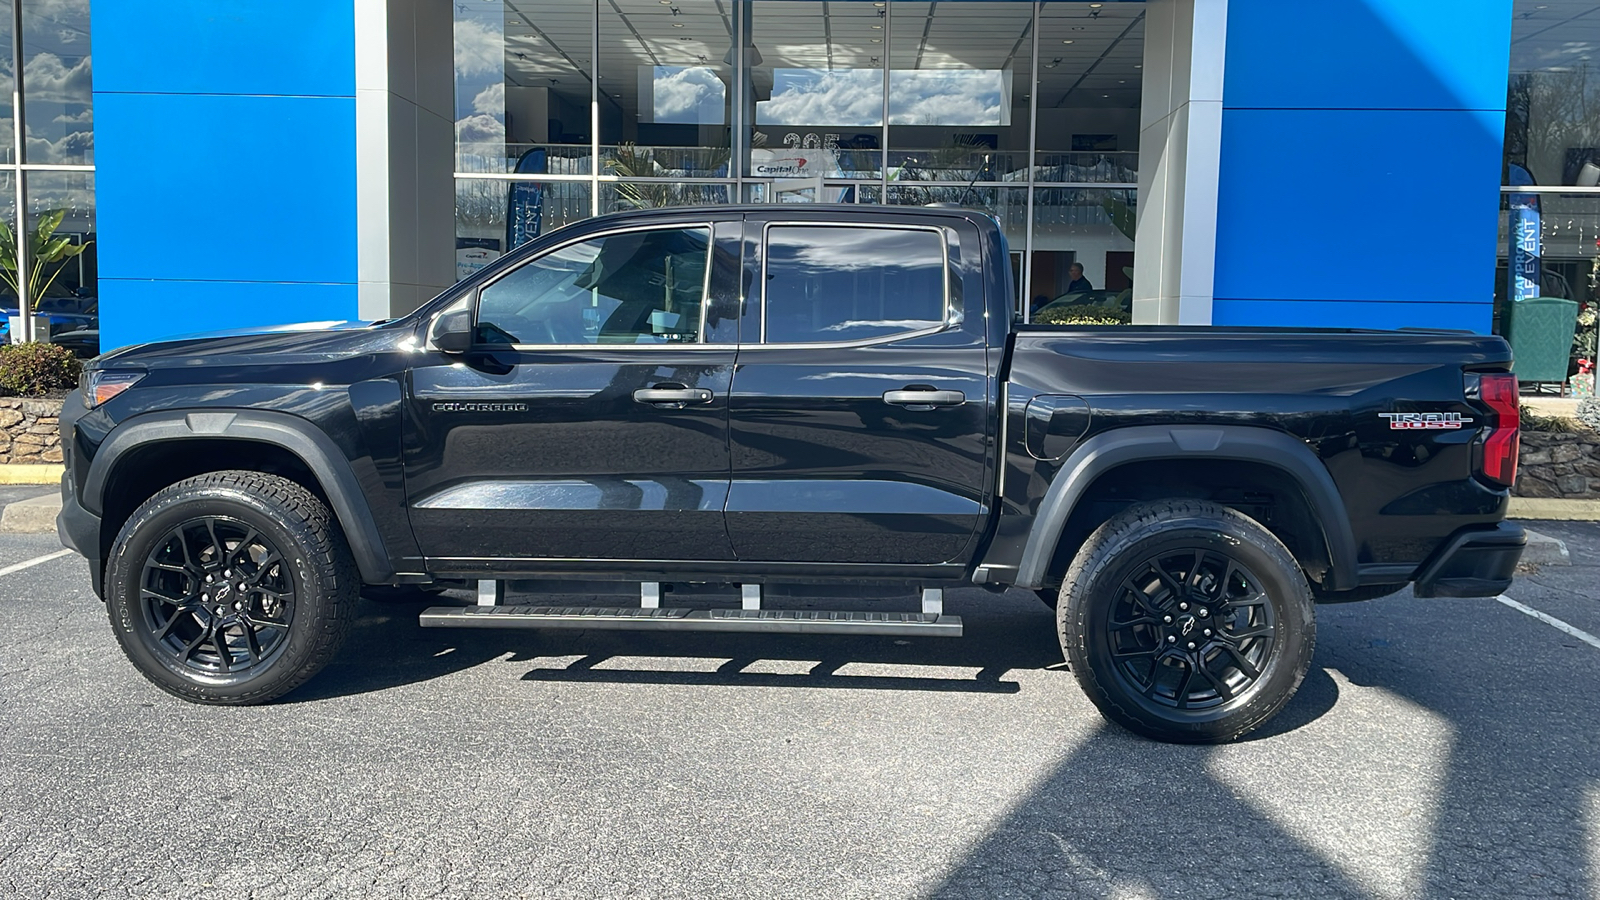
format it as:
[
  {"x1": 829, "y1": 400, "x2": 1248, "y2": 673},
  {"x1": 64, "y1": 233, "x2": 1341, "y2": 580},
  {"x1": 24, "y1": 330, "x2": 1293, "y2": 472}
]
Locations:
[
  {"x1": 93, "y1": 0, "x2": 355, "y2": 96},
  {"x1": 1223, "y1": 0, "x2": 1513, "y2": 112},
  {"x1": 99, "y1": 281, "x2": 359, "y2": 349},
  {"x1": 1212, "y1": 299, "x2": 1490, "y2": 333},
  {"x1": 95, "y1": 93, "x2": 356, "y2": 284},
  {"x1": 1214, "y1": 0, "x2": 1514, "y2": 333},
  {"x1": 1213, "y1": 108, "x2": 1504, "y2": 307},
  {"x1": 90, "y1": 0, "x2": 357, "y2": 350}
]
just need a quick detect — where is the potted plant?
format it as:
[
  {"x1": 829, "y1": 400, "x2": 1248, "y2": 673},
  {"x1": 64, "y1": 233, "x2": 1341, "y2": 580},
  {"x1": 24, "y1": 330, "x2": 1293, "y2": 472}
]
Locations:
[{"x1": 0, "y1": 209, "x2": 91, "y2": 343}]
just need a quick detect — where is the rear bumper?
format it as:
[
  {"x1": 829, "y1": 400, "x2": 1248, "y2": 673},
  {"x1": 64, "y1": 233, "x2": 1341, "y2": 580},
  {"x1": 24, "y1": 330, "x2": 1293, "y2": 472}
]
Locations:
[{"x1": 1412, "y1": 521, "x2": 1525, "y2": 599}]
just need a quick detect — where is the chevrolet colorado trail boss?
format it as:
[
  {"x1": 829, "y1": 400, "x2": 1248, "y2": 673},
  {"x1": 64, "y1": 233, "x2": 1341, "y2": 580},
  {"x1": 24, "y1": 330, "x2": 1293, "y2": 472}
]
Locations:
[{"x1": 57, "y1": 206, "x2": 1526, "y2": 743}]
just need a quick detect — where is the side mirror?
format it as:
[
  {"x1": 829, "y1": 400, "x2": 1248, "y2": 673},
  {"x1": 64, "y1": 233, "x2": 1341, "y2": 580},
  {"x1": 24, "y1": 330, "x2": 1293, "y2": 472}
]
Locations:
[{"x1": 430, "y1": 305, "x2": 473, "y2": 354}]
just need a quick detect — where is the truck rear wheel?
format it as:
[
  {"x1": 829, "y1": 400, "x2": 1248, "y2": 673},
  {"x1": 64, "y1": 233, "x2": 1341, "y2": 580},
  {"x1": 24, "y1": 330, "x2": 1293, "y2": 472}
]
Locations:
[
  {"x1": 1056, "y1": 500, "x2": 1315, "y2": 743},
  {"x1": 104, "y1": 471, "x2": 358, "y2": 705}
]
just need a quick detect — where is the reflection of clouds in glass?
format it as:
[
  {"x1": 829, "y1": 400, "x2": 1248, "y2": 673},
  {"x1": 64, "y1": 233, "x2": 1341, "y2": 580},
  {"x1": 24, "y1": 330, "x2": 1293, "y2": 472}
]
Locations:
[
  {"x1": 472, "y1": 82, "x2": 504, "y2": 117},
  {"x1": 455, "y1": 18, "x2": 503, "y2": 79},
  {"x1": 649, "y1": 66, "x2": 725, "y2": 125},
  {"x1": 889, "y1": 70, "x2": 1008, "y2": 126},
  {"x1": 758, "y1": 69, "x2": 884, "y2": 127},
  {"x1": 757, "y1": 68, "x2": 1009, "y2": 127},
  {"x1": 455, "y1": 114, "x2": 505, "y2": 145},
  {"x1": 0, "y1": 52, "x2": 93, "y2": 106}
]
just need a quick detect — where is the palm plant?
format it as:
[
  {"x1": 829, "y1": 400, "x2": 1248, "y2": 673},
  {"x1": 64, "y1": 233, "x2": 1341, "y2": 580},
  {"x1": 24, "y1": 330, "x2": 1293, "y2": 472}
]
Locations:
[{"x1": 0, "y1": 208, "x2": 90, "y2": 309}]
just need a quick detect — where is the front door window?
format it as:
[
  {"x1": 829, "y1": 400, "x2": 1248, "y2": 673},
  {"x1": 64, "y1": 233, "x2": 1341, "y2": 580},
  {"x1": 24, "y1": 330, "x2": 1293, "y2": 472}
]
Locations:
[{"x1": 476, "y1": 227, "x2": 713, "y2": 345}]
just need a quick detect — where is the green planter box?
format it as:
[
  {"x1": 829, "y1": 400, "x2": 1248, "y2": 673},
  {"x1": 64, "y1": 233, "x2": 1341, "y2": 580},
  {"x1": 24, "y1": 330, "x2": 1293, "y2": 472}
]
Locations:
[{"x1": 1503, "y1": 296, "x2": 1579, "y2": 384}]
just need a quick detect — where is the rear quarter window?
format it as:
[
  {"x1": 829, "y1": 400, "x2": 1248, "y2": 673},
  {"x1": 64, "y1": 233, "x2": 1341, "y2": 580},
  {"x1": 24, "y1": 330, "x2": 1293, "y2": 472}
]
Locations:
[{"x1": 762, "y1": 225, "x2": 946, "y2": 343}]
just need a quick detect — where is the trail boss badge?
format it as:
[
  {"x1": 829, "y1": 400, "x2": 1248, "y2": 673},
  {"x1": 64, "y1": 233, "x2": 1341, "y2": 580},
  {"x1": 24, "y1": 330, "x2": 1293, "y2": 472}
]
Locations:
[{"x1": 1379, "y1": 412, "x2": 1472, "y2": 430}]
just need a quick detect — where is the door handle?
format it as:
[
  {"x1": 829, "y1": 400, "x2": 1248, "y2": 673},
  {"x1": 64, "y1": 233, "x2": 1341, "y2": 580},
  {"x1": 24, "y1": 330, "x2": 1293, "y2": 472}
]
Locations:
[
  {"x1": 883, "y1": 389, "x2": 965, "y2": 409},
  {"x1": 634, "y1": 386, "x2": 714, "y2": 406}
]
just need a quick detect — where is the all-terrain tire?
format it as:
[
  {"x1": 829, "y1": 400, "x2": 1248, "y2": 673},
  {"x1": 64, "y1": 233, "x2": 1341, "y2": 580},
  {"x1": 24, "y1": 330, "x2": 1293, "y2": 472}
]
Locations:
[
  {"x1": 1057, "y1": 500, "x2": 1315, "y2": 743},
  {"x1": 105, "y1": 471, "x2": 359, "y2": 705}
]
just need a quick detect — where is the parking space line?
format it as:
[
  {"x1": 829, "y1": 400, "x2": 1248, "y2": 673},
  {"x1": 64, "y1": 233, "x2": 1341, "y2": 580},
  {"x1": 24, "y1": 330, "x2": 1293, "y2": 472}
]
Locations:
[
  {"x1": 1497, "y1": 595, "x2": 1600, "y2": 651},
  {"x1": 0, "y1": 549, "x2": 74, "y2": 577}
]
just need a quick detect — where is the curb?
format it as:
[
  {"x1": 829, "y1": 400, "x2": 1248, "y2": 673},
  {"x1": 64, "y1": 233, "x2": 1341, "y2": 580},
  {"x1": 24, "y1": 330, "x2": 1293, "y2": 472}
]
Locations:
[
  {"x1": 0, "y1": 493, "x2": 60, "y2": 534},
  {"x1": 1509, "y1": 497, "x2": 1600, "y2": 521},
  {"x1": 1521, "y1": 529, "x2": 1571, "y2": 567},
  {"x1": 0, "y1": 464, "x2": 63, "y2": 485}
]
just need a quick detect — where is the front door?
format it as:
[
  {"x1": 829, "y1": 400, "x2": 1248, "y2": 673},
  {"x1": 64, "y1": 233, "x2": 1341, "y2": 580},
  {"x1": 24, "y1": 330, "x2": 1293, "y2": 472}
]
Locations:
[
  {"x1": 725, "y1": 217, "x2": 992, "y2": 566},
  {"x1": 404, "y1": 220, "x2": 742, "y2": 565}
]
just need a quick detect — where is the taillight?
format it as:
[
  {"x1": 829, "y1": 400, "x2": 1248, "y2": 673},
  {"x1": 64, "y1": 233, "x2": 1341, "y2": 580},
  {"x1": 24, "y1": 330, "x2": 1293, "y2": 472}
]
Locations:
[{"x1": 1479, "y1": 372, "x2": 1519, "y2": 487}]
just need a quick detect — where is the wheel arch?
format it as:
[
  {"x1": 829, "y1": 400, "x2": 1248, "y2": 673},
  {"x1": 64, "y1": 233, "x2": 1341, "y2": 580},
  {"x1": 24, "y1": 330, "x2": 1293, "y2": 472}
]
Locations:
[
  {"x1": 84, "y1": 410, "x2": 396, "y2": 585},
  {"x1": 1012, "y1": 425, "x2": 1358, "y2": 592}
]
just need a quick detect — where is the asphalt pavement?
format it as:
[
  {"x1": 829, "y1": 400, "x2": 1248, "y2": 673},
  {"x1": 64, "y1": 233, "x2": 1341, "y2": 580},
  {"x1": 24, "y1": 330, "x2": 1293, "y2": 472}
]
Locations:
[{"x1": 1, "y1": 524, "x2": 1598, "y2": 899}]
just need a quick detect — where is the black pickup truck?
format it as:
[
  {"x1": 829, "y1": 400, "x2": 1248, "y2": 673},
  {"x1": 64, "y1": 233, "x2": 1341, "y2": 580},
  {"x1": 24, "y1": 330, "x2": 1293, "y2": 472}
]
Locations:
[{"x1": 57, "y1": 205, "x2": 1525, "y2": 742}]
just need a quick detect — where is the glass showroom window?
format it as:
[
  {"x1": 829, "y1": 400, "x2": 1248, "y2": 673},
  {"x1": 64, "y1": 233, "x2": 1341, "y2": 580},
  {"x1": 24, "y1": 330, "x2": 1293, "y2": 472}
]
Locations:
[
  {"x1": 1497, "y1": 0, "x2": 1600, "y2": 392},
  {"x1": 0, "y1": 0, "x2": 96, "y2": 348},
  {"x1": 454, "y1": 0, "x2": 1143, "y2": 320}
]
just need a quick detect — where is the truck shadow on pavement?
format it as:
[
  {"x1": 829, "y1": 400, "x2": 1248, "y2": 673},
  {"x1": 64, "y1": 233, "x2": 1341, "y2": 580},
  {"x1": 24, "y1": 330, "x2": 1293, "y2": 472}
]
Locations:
[
  {"x1": 294, "y1": 589, "x2": 1340, "y2": 720},
  {"x1": 924, "y1": 596, "x2": 1600, "y2": 899}
]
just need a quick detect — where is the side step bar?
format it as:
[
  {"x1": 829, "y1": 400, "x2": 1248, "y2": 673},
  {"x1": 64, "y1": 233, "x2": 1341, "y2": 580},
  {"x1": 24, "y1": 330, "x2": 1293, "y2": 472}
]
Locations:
[{"x1": 419, "y1": 605, "x2": 964, "y2": 637}]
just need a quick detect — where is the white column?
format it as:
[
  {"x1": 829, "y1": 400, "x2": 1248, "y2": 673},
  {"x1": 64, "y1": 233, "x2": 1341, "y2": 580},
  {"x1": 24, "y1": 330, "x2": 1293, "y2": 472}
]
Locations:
[
  {"x1": 1131, "y1": 0, "x2": 1227, "y2": 326},
  {"x1": 355, "y1": 0, "x2": 457, "y2": 321}
]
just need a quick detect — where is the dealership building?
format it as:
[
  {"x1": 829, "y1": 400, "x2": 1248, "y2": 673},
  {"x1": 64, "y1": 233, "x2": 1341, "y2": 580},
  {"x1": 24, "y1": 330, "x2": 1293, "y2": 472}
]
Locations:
[{"x1": 0, "y1": 1, "x2": 1591, "y2": 348}]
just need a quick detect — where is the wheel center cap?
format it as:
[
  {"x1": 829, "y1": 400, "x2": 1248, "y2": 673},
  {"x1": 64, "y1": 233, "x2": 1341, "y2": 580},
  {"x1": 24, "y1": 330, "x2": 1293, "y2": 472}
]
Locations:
[{"x1": 1178, "y1": 615, "x2": 1198, "y2": 637}]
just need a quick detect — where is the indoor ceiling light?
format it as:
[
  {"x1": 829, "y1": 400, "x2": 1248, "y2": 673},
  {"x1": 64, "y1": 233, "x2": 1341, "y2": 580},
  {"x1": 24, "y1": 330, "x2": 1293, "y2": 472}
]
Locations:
[
  {"x1": 1062, "y1": 39, "x2": 1074, "y2": 43},
  {"x1": 1089, "y1": 2, "x2": 1103, "y2": 6},
  {"x1": 673, "y1": 22, "x2": 682, "y2": 26},
  {"x1": 871, "y1": 37, "x2": 882, "y2": 42},
  {"x1": 872, "y1": 24, "x2": 882, "y2": 28}
]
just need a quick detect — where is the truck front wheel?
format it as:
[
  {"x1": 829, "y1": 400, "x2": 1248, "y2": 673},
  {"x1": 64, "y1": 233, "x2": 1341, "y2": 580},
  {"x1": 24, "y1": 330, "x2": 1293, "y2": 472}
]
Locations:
[
  {"x1": 1056, "y1": 500, "x2": 1315, "y2": 743},
  {"x1": 104, "y1": 471, "x2": 358, "y2": 705}
]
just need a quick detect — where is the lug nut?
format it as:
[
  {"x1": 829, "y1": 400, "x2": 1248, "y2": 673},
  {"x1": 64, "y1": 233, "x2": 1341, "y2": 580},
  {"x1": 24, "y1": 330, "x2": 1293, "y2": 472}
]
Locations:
[
  {"x1": 224, "y1": 570, "x2": 232, "y2": 578},
  {"x1": 204, "y1": 574, "x2": 213, "y2": 583},
  {"x1": 1167, "y1": 635, "x2": 1176, "y2": 643},
  {"x1": 1187, "y1": 642, "x2": 1196, "y2": 650},
  {"x1": 1163, "y1": 615, "x2": 1173, "y2": 623},
  {"x1": 1198, "y1": 608, "x2": 1209, "y2": 618},
  {"x1": 1203, "y1": 629, "x2": 1212, "y2": 637},
  {"x1": 1179, "y1": 602, "x2": 1188, "y2": 610}
]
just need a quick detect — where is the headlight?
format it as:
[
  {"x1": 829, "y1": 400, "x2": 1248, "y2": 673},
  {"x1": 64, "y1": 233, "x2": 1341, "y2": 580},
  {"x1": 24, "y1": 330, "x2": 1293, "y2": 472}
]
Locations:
[{"x1": 85, "y1": 370, "x2": 145, "y2": 407}]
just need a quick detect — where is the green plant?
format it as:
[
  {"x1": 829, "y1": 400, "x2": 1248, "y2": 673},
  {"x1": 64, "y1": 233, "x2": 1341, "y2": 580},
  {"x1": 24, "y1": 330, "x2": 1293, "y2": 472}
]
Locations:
[
  {"x1": 0, "y1": 209, "x2": 90, "y2": 307},
  {"x1": 1033, "y1": 304, "x2": 1132, "y2": 326},
  {"x1": 0, "y1": 341, "x2": 81, "y2": 396},
  {"x1": 604, "y1": 144, "x2": 676, "y2": 210}
]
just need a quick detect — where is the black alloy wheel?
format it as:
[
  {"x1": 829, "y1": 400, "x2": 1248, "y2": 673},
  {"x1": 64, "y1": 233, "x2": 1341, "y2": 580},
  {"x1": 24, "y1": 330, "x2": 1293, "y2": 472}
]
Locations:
[
  {"x1": 139, "y1": 516, "x2": 297, "y2": 676},
  {"x1": 1102, "y1": 548, "x2": 1276, "y2": 712},
  {"x1": 1058, "y1": 500, "x2": 1315, "y2": 743},
  {"x1": 106, "y1": 471, "x2": 357, "y2": 705}
]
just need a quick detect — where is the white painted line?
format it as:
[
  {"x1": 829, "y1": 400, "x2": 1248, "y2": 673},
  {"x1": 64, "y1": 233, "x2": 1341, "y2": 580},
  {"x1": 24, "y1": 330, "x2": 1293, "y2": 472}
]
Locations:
[
  {"x1": 1497, "y1": 595, "x2": 1600, "y2": 651},
  {"x1": 0, "y1": 548, "x2": 74, "y2": 577}
]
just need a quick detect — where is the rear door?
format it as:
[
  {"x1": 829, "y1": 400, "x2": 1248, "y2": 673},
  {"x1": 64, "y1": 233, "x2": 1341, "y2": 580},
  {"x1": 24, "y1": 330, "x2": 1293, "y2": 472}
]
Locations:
[
  {"x1": 724, "y1": 215, "x2": 992, "y2": 566},
  {"x1": 403, "y1": 218, "x2": 743, "y2": 564}
]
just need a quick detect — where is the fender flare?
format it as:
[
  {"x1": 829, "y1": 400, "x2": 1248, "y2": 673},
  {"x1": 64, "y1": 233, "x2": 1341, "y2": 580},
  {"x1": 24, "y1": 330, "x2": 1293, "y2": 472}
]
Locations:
[
  {"x1": 1012, "y1": 424, "x2": 1358, "y2": 591},
  {"x1": 83, "y1": 409, "x2": 396, "y2": 584}
]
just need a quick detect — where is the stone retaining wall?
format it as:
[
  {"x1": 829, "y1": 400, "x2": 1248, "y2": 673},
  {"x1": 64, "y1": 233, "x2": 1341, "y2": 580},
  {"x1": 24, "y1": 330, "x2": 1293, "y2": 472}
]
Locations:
[
  {"x1": 0, "y1": 397, "x2": 63, "y2": 464},
  {"x1": 1516, "y1": 430, "x2": 1600, "y2": 500}
]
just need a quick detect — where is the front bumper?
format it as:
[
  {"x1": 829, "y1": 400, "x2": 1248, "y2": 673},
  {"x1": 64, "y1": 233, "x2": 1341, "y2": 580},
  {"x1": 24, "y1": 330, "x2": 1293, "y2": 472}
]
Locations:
[
  {"x1": 55, "y1": 389, "x2": 104, "y2": 597},
  {"x1": 1412, "y1": 521, "x2": 1525, "y2": 598}
]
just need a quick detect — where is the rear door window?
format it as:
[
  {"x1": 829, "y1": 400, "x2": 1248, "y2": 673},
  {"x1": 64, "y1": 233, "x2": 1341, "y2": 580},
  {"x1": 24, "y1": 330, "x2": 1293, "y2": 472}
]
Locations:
[{"x1": 761, "y1": 225, "x2": 946, "y2": 344}]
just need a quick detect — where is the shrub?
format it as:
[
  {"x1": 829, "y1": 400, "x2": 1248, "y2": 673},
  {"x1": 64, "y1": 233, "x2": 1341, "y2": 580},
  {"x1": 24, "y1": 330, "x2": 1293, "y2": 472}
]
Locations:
[
  {"x1": 1577, "y1": 397, "x2": 1600, "y2": 433},
  {"x1": 1033, "y1": 304, "x2": 1132, "y2": 326},
  {"x1": 0, "y1": 341, "x2": 81, "y2": 397}
]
